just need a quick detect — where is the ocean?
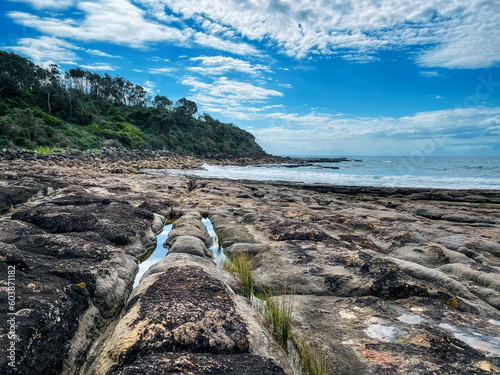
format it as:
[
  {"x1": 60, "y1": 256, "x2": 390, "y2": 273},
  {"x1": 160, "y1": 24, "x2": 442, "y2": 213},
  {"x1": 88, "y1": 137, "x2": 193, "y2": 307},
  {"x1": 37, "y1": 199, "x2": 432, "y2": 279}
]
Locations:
[{"x1": 147, "y1": 156, "x2": 500, "y2": 190}]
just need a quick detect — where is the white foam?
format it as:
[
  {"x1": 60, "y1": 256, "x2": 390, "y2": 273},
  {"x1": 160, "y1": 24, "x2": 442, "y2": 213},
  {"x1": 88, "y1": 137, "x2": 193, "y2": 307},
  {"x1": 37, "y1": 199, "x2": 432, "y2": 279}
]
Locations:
[{"x1": 145, "y1": 164, "x2": 500, "y2": 190}]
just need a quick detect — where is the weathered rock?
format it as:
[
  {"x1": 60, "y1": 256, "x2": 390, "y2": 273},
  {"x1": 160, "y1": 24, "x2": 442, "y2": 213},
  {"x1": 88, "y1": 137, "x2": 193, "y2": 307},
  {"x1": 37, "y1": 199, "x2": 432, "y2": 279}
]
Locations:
[
  {"x1": 1, "y1": 158, "x2": 499, "y2": 375},
  {"x1": 165, "y1": 226, "x2": 213, "y2": 248},
  {"x1": 0, "y1": 186, "x2": 164, "y2": 375},
  {"x1": 225, "y1": 243, "x2": 262, "y2": 257},
  {"x1": 90, "y1": 254, "x2": 289, "y2": 375},
  {"x1": 105, "y1": 353, "x2": 288, "y2": 375},
  {"x1": 138, "y1": 198, "x2": 173, "y2": 218},
  {"x1": 167, "y1": 235, "x2": 211, "y2": 257},
  {"x1": 210, "y1": 215, "x2": 256, "y2": 248},
  {"x1": 287, "y1": 295, "x2": 500, "y2": 375},
  {"x1": 11, "y1": 190, "x2": 158, "y2": 256}
]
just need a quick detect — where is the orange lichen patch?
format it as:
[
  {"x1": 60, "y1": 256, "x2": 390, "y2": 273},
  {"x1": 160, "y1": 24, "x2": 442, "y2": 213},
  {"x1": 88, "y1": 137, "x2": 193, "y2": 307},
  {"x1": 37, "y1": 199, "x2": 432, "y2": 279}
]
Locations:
[
  {"x1": 237, "y1": 339, "x2": 246, "y2": 350},
  {"x1": 475, "y1": 360, "x2": 500, "y2": 372},
  {"x1": 412, "y1": 334, "x2": 431, "y2": 347},
  {"x1": 446, "y1": 298, "x2": 459, "y2": 309},
  {"x1": 362, "y1": 348, "x2": 401, "y2": 369},
  {"x1": 77, "y1": 282, "x2": 86, "y2": 288}
]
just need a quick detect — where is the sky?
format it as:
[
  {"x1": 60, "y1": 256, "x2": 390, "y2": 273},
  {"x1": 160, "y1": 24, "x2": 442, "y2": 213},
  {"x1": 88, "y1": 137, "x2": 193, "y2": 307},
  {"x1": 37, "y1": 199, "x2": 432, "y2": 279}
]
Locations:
[{"x1": 1, "y1": 0, "x2": 499, "y2": 156}]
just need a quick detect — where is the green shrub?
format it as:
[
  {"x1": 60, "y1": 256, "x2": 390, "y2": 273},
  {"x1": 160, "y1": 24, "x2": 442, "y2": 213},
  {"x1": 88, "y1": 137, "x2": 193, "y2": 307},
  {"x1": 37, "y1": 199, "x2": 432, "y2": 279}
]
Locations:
[{"x1": 43, "y1": 114, "x2": 63, "y2": 127}]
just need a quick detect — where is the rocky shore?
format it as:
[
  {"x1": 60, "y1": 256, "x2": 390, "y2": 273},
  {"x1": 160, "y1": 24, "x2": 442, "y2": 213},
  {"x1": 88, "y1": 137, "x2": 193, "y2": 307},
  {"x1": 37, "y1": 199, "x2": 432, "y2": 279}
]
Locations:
[
  {"x1": 0, "y1": 148, "x2": 291, "y2": 174},
  {"x1": 1, "y1": 155, "x2": 500, "y2": 374}
]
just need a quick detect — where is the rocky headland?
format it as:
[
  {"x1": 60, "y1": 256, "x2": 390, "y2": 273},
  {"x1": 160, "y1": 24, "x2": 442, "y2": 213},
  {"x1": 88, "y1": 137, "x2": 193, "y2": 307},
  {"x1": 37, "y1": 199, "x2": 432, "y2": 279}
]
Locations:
[{"x1": 1, "y1": 154, "x2": 499, "y2": 374}]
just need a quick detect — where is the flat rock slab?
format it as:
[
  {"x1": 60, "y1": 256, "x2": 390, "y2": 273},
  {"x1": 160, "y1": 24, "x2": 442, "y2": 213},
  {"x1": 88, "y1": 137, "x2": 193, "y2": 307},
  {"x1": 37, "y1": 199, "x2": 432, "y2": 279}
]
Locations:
[{"x1": 287, "y1": 295, "x2": 500, "y2": 375}]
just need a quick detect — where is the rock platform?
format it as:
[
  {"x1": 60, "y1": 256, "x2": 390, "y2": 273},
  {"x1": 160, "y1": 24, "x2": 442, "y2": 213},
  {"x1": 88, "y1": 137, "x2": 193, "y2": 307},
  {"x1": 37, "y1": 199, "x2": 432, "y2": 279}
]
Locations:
[{"x1": 0, "y1": 158, "x2": 499, "y2": 374}]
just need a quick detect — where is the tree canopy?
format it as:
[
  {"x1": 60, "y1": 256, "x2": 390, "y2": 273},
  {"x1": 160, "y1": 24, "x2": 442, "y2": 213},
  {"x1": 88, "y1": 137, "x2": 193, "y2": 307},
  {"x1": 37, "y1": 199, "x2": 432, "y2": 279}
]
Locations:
[{"x1": 0, "y1": 51, "x2": 266, "y2": 156}]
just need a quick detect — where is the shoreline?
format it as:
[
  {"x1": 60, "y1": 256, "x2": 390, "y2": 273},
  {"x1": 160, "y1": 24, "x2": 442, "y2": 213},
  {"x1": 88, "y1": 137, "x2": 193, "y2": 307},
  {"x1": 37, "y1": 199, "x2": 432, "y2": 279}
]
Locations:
[{"x1": 2, "y1": 148, "x2": 499, "y2": 194}]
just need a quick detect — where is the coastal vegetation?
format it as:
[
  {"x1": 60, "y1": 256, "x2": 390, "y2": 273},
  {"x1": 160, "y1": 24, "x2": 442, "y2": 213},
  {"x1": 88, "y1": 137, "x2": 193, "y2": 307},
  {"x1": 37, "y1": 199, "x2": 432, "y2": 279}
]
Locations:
[
  {"x1": 225, "y1": 252, "x2": 330, "y2": 374},
  {"x1": 224, "y1": 252, "x2": 255, "y2": 297},
  {"x1": 0, "y1": 51, "x2": 265, "y2": 156}
]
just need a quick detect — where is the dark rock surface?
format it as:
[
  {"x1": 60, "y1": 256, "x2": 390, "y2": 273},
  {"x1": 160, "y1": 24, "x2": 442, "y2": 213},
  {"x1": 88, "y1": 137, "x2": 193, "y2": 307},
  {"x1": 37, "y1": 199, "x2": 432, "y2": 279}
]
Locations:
[
  {"x1": 0, "y1": 182, "x2": 169, "y2": 374},
  {"x1": 106, "y1": 352, "x2": 286, "y2": 375}
]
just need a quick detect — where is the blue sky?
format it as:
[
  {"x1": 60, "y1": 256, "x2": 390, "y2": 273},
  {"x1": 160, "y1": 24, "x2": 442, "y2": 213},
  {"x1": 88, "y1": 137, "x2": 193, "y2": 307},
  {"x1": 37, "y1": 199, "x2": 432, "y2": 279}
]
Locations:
[{"x1": 1, "y1": 0, "x2": 499, "y2": 156}]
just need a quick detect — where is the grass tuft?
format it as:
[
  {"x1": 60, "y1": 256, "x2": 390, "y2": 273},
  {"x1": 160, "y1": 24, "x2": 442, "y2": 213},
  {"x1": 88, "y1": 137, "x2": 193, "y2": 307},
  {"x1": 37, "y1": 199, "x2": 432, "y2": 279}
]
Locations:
[
  {"x1": 263, "y1": 289, "x2": 293, "y2": 351},
  {"x1": 294, "y1": 338, "x2": 331, "y2": 375},
  {"x1": 224, "y1": 253, "x2": 254, "y2": 297}
]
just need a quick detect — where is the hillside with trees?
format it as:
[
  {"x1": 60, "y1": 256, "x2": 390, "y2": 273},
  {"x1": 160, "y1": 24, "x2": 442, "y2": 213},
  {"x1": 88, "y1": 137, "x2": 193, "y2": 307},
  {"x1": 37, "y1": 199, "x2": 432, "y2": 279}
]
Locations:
[{"x1": 0, "y1": 51, "x2": 265, "y2": 156}]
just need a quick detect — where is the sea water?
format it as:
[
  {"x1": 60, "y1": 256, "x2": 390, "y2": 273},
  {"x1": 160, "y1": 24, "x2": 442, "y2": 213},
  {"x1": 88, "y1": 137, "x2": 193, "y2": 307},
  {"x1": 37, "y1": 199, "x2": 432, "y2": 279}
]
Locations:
[{"x1": 145, "y1": 156, "x2": 500, "y2": 190}]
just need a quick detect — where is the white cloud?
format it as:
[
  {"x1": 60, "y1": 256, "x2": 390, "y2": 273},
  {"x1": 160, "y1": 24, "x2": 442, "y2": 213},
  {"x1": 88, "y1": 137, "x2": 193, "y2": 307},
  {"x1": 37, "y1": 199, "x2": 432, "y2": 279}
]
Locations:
[
  {"x1": 8, "y1": 0, "x2": 259, "y2": 56},
  {"x1": 180, "y1": 75, "x2": 283, "y2": 119},
  {"x1": 85, "y1": 49, "x2": 122, "y2": 58},
  {"x1": 79, "y1": 63, "x2": 116, "y2": 71},
  {"x1": 148, "y1": 56, "x2": 169, "y2": 62},
  {"x1": 8, "y1": 0, "x2": 191, "y2": 49},
  {"x1": 182, "y1": 76, "x2": 283, "y2": 101},
  {"x1": 8, "y1": 0, "x2": 75, "y2": 9},
  {"x1": 8, "y1": 0, "x2": 500, "y2": 71},
  {"x1": 188, "y1": 55, "x2": 270, "y2": 76},
  {"x1": 420, "y1": 71, "x2": 442, "y2": 78},
  {"x1": 249, "y1": 107, "x2": 500, "y2": 155},
  {"x1": 193, "y1": 32, "x2": 259, "y2": 56},
  {"x1": 5, "y1": 36, "x2": 80, "y2": 66},
  {"x1": 418, "y1": 2, "x2": 500, "y2": 69},
  {"x1": 149, "y1": 67, "x2": 175, "y2": 74},
  {"x1": 137, "y1": 0, "x2": 500, "y2": 68}
]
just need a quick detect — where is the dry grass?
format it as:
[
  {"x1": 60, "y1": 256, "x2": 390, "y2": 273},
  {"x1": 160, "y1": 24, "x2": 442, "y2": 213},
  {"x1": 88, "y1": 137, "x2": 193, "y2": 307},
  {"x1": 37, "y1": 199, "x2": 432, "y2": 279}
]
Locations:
[{"x1": 294, "y1": 338, "x2": 331, "y2": 375}]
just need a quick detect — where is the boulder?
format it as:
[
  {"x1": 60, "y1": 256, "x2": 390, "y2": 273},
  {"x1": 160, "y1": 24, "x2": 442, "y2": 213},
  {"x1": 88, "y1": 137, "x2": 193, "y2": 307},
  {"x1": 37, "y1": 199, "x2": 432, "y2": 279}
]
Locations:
[
  {"x1": 225, "y1": 243, "x2": 262, "y2": 257},
  {"x1": 90, "y1": 254, "x2": 289, "y2": 375},
  {"x1": 167, "y1": 235, "x2": 211, "y2": 257}
]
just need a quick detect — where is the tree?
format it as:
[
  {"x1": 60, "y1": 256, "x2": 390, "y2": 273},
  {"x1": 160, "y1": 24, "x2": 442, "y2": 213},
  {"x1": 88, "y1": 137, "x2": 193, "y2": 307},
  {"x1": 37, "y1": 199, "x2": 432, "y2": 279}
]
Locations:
[
  {"x1": 175, "y1": 97, "x2": 197, "y2": 117},
  {"x1": 153, "y1": 95, "x2": 172, "y2": 109}
]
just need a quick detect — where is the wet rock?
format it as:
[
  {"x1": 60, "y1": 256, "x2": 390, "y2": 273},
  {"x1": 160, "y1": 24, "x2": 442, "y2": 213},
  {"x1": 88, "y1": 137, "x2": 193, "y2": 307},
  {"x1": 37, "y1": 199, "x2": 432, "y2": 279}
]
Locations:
[{"x1": 0, "y1": 187, "x2": 163, "y2": 374}]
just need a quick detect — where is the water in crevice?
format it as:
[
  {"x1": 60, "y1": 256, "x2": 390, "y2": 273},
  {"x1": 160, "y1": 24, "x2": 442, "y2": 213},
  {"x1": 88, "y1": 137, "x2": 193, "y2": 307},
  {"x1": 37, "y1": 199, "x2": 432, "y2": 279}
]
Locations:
[
  {"x1": 133, "y1": 219, "x2": 174, "y2": 287},
  {"x1": 202, "y1": 218, "x2": 228, "y2": 268},
  {"x1": 395, "y1": 311, "x2": 500, "y2": 357},
  {"x1": 438, "y1": 323, "x2": 500, "y2": 357}
]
